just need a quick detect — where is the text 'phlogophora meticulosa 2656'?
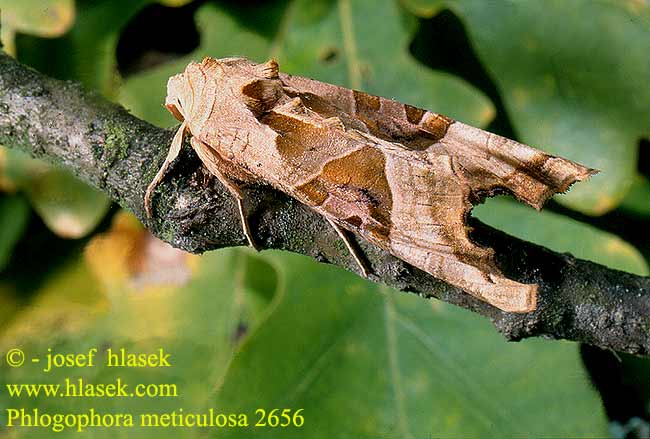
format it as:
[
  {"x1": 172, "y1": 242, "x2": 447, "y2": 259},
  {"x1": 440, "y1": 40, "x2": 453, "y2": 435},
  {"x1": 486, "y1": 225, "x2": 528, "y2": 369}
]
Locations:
[{"x1": 145, "y1": 57, "x2": 596, "y2": 313}]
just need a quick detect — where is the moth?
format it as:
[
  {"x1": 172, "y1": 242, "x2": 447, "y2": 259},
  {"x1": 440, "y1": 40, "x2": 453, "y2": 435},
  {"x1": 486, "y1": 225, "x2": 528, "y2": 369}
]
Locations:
[{"x1": 145, "y1": 57, "x2": 596, "y2": 313}]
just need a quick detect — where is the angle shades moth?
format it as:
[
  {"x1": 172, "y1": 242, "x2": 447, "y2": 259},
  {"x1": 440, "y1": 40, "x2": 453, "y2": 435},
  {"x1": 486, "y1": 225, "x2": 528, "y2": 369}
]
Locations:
[{"x1": 145, "y1": 57, "x2": 596, "y2": 313}]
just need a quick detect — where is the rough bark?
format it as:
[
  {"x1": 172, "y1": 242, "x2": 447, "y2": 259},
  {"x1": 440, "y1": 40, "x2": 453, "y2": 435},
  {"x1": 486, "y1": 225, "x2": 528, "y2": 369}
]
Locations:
[{"x1": 1, "y1": 52, "x2": 649, "y2": 355}]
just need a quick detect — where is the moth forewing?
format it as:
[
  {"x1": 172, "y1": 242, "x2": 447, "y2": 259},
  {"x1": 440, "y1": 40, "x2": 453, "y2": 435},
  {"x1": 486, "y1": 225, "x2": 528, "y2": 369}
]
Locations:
[{"x1": 147, "y1": 56, "x2": 596, "y2": 313}]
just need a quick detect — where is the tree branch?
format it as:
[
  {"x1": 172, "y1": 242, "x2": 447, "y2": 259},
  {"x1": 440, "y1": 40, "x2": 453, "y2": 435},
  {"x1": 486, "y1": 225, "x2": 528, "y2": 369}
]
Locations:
[{"x1": 1, "y1": 52, "x2": 649, "y2": 355}]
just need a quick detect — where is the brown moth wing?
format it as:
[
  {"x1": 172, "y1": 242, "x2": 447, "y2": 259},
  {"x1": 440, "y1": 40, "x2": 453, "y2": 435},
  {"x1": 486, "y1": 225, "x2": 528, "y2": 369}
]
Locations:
[
  {"x1": 265, "y1": 101, "x2": 536, "y2": 311},
  {"x1": 280, "y1": 73, "x2": 596, "y2": 209},
  {"x1": 276, "y1": 74, "x2": 596, "y2": 312},
  {"x1": 162, "y1": 57, "x2": 594, "y2": 313}
]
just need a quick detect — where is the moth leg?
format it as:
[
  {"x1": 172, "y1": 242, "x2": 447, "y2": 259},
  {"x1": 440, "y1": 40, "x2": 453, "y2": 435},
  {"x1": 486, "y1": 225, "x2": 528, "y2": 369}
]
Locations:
[
  {"x1": 189, "y1": 137, "x2": 260, "y2": 251},
  {"x1": 206, "y1": 166, "x2": 260, "y2": 251},
  {"x1": 234, "y1": 197, "x2": 259, "y2": 251},
  {"x1": 325, "y1": 217, "x2": 370, "y2": 278},
  {"x1": 144, "y1": 121, "x2": 187, "y2": 218}
]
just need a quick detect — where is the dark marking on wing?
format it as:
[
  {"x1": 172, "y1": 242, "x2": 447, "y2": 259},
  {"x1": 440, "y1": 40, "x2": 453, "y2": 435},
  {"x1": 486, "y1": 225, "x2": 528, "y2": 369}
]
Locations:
[
  {"x1": 345, "y1": 215, "x2": 363, "y2": 228},
  {"x1": 405, "y1": 104, "x2": 426, "y2": 124},
  {"x1": 261, "y1": 112, "x2": 329, "y2": 161},
  {"x1": 319, "y1": 146, "x2": 393, "y2": 229},
  {"x1": 420, "y1": 113, "x2": 454, "y2": 143},
  {"x1": 241, "y1": 78, "x2": 282, "y2": 115},
  {"x1": 353, "y1": 90, "x2": 381, "y2": 112},
  {"x1": 295, "y1": 178, "x2": 329, "y2": 206}
]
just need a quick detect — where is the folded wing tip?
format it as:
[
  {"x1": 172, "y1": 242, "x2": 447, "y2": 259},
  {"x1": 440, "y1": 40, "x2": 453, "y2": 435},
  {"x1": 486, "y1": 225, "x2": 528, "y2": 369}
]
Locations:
[
  {"x1": 525, "y1": 158, "x2": 599, "y2": 210},
  {"x1": 481, "y1": 279, "x2": 538, "y2": 313}
]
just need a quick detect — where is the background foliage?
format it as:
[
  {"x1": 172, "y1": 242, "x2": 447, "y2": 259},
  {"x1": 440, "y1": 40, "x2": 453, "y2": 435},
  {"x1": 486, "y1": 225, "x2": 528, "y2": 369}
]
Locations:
[{"x1": 0, "y1": 0, "x2": 649, "y2": 437}]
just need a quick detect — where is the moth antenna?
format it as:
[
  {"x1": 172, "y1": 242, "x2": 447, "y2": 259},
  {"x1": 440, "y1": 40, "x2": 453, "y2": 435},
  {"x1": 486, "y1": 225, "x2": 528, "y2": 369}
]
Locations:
[{"x1": 144, "y1": 121, "x2": 187, "y2": 218}]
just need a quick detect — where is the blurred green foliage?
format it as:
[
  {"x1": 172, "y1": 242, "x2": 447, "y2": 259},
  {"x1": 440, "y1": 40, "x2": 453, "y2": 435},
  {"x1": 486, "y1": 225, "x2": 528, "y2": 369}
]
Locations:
[
  {"x1": 1, "y1": 0, "x2": 649, "y2": 437},
  {"x1": 405, "y1": 0, "x2": 650, "y2": 215}
]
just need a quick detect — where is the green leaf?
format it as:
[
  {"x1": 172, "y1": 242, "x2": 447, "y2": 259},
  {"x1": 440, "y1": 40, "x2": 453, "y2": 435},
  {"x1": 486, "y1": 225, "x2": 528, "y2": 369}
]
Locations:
[
  {"x1": 119, "y1": 0, "x2": 493, "y2": 128},
  {"x1": 0, "y1": 0, "x2": 74, "y2": 36},
  {"x1": 275, "y1": 0, "x2": 493, "y2": 126},
  {"x1": 212, "y1": 251, "x2": 608, "y2": 438},
  {"x1": 404, "y1": 0, "x2": 650, "y2": 215},
  {"x1": 0, "y1": 148, "x2": 110, "y2": 238},
  {"x1": 0, "y1": 146, "x2": 42, "y2": 191},
  {"x1": 158, "y1": 0, "x2": 193, "y2": 6},
  {"x1": 474, "y1": 197, "x2": 649, "y2": 276},
  {"x1": 0, "y1": 216, "x2": 277, "y2": 437},
  {"x1": 0, "y1": 0, "x2": 75, "y2": 55},
  {"x1": 21, "y1": 166, "x2": 110, "y2": 239},
  {"x1": 619, "y1": 174, "x2": 650, "y2": 217},
  {"x1": 13, "y1": 0, "x2": 204, "y2": 94},
  {"x1": 15, "y1": 0, "x2": 150, "y2": 96},
  {"x1": 0, "y1": 194, "x2": 29, "y2": 271}
]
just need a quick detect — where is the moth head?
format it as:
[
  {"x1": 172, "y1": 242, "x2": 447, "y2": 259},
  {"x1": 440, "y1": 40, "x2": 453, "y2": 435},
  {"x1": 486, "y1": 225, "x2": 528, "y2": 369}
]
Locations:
[
  {"x1": 207, "y1": 56, "x2": 279, "y2": 80},
  {"x1": 203, "y1": 57, "x2": 282, "y2": 116},
  {"x1": 165, "y1": 72, "x2": 191, "y2": 122},
  {"x1": 164, "y1": 61, "x2": 212, "y2": 123},
  {"x1": 164, "y1": 57, "x2": 282, "y2": 123}
]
